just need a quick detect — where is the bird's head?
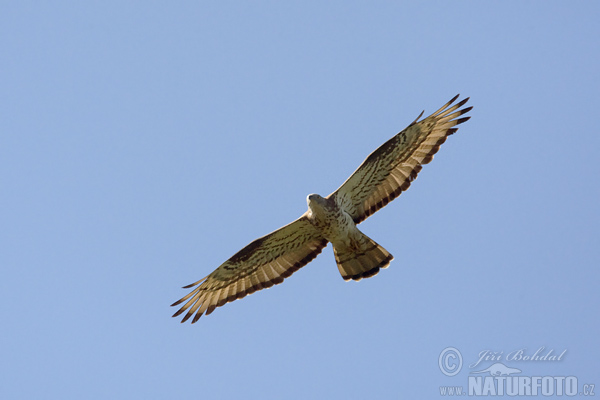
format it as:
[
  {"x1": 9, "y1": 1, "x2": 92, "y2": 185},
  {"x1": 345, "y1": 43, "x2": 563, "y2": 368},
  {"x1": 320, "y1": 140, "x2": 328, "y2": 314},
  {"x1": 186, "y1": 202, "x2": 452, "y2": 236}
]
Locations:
[
  {"x1": 307, "y1": 193, "x2": 323, "y2": 206},
  {"x1": 307, "y1": 194, "x2": 331, "y2": 217}
]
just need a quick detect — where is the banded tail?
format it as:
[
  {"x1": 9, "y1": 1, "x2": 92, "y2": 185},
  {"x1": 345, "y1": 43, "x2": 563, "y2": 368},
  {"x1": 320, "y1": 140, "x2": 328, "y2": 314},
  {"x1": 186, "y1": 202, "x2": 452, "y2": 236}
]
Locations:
[{"x1": 333, "y1": 232, "x2": 393, "y2": 281}]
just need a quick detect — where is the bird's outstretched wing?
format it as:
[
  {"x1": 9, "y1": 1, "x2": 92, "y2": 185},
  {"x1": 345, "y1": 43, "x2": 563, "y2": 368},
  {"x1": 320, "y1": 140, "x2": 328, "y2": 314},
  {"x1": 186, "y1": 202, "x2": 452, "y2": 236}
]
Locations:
[
  {"x1": 328, "y1": 95, "x2": 472, "y2": 223},
  {"x1": 171, "y1": 215, "x2": 327, "y2": 323}
]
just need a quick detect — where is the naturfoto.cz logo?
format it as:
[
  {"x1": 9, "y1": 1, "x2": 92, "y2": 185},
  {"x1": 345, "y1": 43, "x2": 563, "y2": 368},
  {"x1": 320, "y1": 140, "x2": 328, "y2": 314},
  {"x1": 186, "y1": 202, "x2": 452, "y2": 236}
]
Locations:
[{"x1": 438, "y1": 347, "x2": 595, "y2": 397}]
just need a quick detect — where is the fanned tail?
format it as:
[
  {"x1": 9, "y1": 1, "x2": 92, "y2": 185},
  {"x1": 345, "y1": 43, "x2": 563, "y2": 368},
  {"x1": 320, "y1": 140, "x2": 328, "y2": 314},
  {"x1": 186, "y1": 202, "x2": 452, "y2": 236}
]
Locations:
[{"x1": 333, "y1": 232, "x2": 393, "y2": 281}]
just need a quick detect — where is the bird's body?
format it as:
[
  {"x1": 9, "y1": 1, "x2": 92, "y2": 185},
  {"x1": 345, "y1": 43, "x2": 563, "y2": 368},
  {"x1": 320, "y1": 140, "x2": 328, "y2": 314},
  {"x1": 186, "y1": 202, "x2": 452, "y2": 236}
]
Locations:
[
  {"x1": 172, "y1": 95, "x2": 472, "y2": 323},
  {"x1": 306, "y1": 194, "x2": 354, "y2": 245},
  {"x1": 307, "y1": 193, "x2": 392, "y2": 281}
]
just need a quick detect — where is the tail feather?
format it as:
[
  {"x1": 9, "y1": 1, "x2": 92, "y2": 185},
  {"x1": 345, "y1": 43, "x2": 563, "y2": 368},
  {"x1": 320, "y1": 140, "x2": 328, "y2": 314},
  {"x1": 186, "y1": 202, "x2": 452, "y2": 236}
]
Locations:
[{"x1": 333, "y1": 233, "x2": 393, "y2": 281}]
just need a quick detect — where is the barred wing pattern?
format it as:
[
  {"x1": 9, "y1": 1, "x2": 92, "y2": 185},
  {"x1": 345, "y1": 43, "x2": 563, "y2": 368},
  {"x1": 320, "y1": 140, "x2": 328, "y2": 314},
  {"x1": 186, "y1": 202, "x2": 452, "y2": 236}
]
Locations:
[
  {"x1": 171, "y1": 215, "x2": 328, "y2": 323},
  {"x1": 329, "y1": 95, "x2": 472, "y2": 224}
]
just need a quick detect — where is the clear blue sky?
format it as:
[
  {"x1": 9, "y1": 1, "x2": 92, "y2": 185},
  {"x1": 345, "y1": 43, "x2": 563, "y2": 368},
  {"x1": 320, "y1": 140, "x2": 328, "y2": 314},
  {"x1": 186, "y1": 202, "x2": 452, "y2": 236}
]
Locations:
[{"x1": 2, "y1": 2, "x2": 599, "y2": 399}]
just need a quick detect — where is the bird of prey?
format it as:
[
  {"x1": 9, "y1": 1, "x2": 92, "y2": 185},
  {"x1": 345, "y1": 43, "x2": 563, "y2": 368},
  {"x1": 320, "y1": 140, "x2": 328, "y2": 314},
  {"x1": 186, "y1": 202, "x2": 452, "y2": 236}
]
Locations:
[{"x1": 172, "y1": 95, "x2": 472, "y2": 323}]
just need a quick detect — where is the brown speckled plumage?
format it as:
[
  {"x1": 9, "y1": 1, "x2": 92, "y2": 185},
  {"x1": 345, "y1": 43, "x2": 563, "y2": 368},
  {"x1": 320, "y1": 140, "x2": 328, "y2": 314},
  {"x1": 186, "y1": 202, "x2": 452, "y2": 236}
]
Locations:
[{"x1": 172, "y1": 95, "x2": 472, "y2": 323}]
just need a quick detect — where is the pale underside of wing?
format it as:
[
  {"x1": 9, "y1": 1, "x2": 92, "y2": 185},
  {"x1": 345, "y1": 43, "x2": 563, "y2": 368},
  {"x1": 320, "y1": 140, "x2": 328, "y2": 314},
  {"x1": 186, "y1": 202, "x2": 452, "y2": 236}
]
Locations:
[
  {"x1": 171, "y1": 215, "x2": 328, "y2": 323},
  {"x1": 329, "y1": 95, "x2": 472, "y2": 223}
]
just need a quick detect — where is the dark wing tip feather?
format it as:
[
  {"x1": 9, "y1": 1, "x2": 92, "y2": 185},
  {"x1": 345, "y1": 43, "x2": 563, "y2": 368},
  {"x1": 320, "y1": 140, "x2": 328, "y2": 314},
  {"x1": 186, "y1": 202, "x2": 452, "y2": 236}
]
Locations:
[
  {"x1": 206, "y1": 304, "x2": 217, "y2": 316},
  {"x1": 459, "y1": 106, "x2": 473, "y2": 115},
  {"x1": 172, "y1": 308, "x2": 185, "y2": 317},
  {"x1": 170, "y1": 299, "x2": 185, "y2": 307},
  {"x1": 191, "y1": 313, "x2": 202, "y2": 324},
  {"x1": 182, "y1": 283, "x2": 196, "y2": 289},
  {"x1": 455, "y1": 116, "x2": 471, "y2": 125},
  {"x1": 453, "y1": 97, "x2": 469, "y2": 109},
  {"x1": 181, "y1": 276, "x2": 209, "y2": 289},
  {"x1": 180, "y1": 312, "x2": 193, "y2": 323},
  {"x1": 409, "y1": 110, "x2": 425, "y2": 126}
]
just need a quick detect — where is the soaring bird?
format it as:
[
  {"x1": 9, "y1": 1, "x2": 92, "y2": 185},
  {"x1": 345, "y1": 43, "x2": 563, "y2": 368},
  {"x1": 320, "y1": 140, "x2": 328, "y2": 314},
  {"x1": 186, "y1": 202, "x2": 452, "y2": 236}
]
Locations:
[{"x1": 172, "y1": 95, "x2": 472, "y2": 323}]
